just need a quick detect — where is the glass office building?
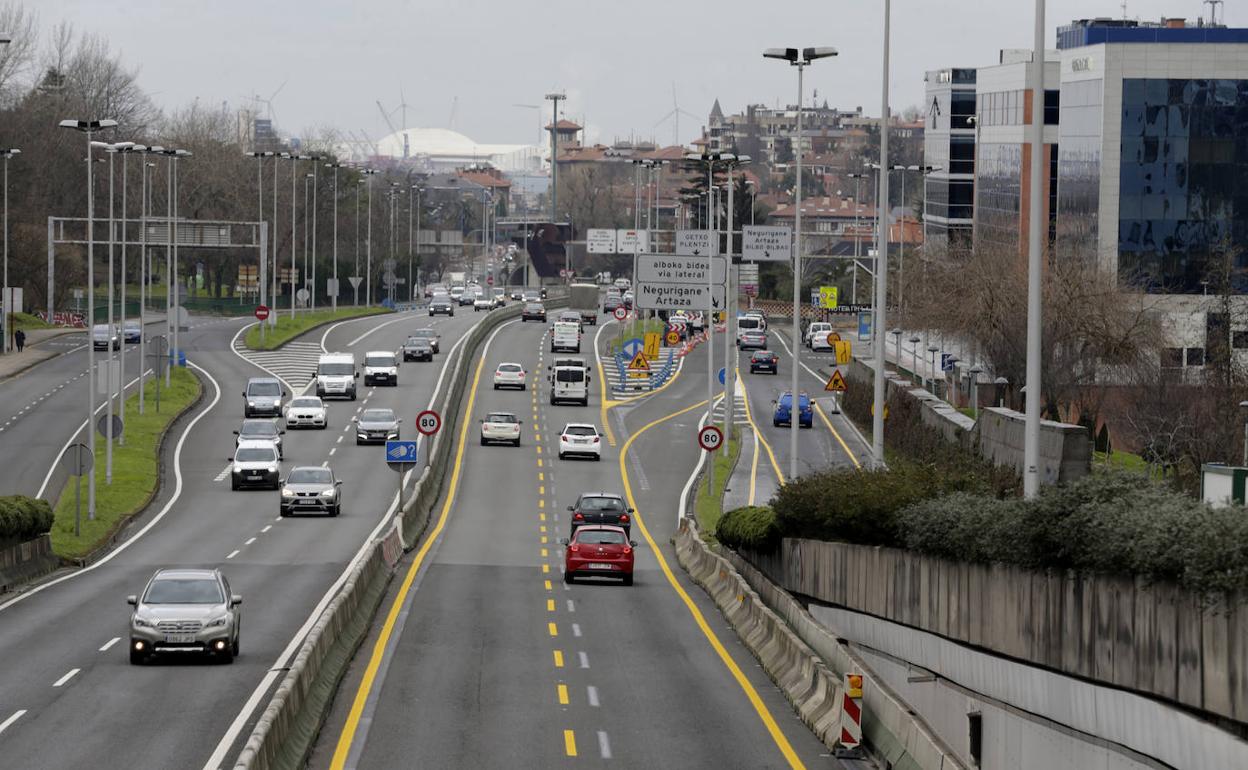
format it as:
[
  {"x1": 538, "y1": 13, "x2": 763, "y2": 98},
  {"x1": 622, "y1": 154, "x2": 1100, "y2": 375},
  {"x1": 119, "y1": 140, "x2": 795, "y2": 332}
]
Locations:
[{"x1": 922, "y1": 68, "x2": 978, "y2": 253}]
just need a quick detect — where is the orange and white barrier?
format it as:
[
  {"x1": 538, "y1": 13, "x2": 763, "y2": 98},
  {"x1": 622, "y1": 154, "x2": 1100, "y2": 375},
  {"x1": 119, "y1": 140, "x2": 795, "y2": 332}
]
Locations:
[{"x1": 836, "y1": 673, "x2": 865, "y2": 757}]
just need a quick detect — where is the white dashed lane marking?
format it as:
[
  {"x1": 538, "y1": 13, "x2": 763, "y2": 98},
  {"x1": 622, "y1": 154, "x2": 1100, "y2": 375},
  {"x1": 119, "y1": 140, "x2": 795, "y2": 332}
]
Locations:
[
  {"x1": 52, "y1": 669, "x2": 80, "y2": 688},
  {"x1": 98, "y1": 637, "x2": 120, "y2": 652}
]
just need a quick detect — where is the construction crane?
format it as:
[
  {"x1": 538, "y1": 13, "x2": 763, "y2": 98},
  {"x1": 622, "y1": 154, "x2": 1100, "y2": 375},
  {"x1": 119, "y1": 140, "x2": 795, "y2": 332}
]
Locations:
[{"x1": 376, "y1": 101, "x2": 408, "y2": 158}]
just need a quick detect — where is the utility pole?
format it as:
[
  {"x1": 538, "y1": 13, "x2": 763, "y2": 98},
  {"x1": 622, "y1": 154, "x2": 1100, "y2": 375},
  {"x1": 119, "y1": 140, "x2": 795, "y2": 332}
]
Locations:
[
  {"x1": 871, "y1": 2, "x2": 893, "y2": 468},
  {"x1": 1023, "y1": 0, "x2": 1046, "y2": 497}
]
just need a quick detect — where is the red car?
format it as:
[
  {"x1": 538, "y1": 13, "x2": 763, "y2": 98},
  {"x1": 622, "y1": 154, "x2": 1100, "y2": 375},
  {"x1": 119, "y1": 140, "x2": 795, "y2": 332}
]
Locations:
[{"x1": 562, "y1": 525, "x2": 636, "y2": 585}]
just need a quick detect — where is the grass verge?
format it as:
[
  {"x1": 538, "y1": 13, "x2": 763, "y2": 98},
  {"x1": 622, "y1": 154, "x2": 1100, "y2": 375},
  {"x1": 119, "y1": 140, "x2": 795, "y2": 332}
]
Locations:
[
  {"x1": 50, "y1": 367, "x2": 202, "y2": 560},
  {"x1": 694, "y1": 428, "x2": 742, "y2": 538},
  {"x1": 1093, "y1": 449, "x2": 1150, "y2": 475},
  {"x1": 12, "y1": 312, "x2": 54, "y2": 332},
  {"x1": 244, "y1": 306, "x2": 391, "y2": 351}
]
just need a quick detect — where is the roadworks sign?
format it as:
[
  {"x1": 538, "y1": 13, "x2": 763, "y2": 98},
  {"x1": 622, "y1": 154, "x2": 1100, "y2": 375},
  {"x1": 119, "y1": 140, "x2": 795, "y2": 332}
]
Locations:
[
  {"x1": 627, "y1": 351, "x2": 651, "y2": 378},
  {"x1": 825, "y1": 369, "x2": 848, "y2": 392}
]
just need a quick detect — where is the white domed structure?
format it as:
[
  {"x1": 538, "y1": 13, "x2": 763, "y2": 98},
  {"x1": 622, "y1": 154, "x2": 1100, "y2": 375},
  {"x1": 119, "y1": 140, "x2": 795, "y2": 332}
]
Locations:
[{"x1": 372, "y1": 127, "x2": 541, "y2": 173}]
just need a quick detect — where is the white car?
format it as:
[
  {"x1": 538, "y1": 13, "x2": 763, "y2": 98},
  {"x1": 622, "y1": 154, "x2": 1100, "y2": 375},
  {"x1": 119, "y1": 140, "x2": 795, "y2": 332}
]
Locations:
[
  {"x1": 493, "y1": 362, "x2": 527, "y2": 390},
  {"x1": 284, "y1": 396, "x2": 328, "y2": 429},
  {"x1": 363, "y1": 350, "x2": 399, "y2": 386},
  {"x1": 473, "y1": 295, "x2": 494, "y2": 312},
  {"x1": 558, "y1": 422, "x2": 604, "y2": 461},
  {"x1": 480, "y1": 411, "x2": 522, "y2": 447},
  {"x1": 806, "y1": 322, "x2": 834, "y2": 350}
]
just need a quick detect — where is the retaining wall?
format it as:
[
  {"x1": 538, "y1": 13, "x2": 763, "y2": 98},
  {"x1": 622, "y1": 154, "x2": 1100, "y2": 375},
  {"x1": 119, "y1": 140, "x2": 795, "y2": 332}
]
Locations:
[{"x1": 0, "y1": 535, "x2": 59, "y2": 592}]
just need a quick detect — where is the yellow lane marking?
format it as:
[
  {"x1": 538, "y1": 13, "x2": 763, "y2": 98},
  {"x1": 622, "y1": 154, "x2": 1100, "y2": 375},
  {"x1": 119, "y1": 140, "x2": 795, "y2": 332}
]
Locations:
[
  {"x1": 544, "y1": 579, "x2": 553, "y2": 591},
  {"x1": 536, "y1": 446, "x2": 542, "y2": 455},
  {"x1": 540, "y1": 524, "x2": 547, "y2": 533},
  {"x1": 538, "y1": 472, "x2": 544, "y2": 482},
  {"x1": 564, "y1": 729, "x2": 577, "y2": 757},
  {"x1": 535, "y1": 433, "x2": 541, "y2": 441},
  {"x1": 553, "y1": 650, "x2": 564, "y2": 667},
  {"x1": 537, "y1": 458, "x2": 543, "y2": 468},
  {"x1": 738, "y1": 365, "x2": 786, "y2": 485},
  {"x1": 540, "y1": 512, "x2": 546, "y2": 521},
  {"x1": 615, "y1": 398, "x2": 807, "y2": 770},
  {"x1": 813, "y1": 402, "x2": 861, "y2": 469},
  {"x1": 557, "y1": 683, "x2": 569, "y2": 705},
  {"x1": 547, "y1": 599, "x2": 556, "y2": 612},
  {"x1": 539, "y1": 485, "x2": 545, "y2": 495},
  {"x1": 539, "y1": 500, "x2": 545, "y2": 509},
  {"x1": 542, "y1": 564, "x2": 550, "y2": 574},
  {"x1": 541, "y1": 536, "x2": 548, "y2": 545},
  {"x1": 548, "y1": 622, "x2": 558, "y2": 637},
  {"x1": 330, "y1": 324, "x2": 496, "y2": 770}
]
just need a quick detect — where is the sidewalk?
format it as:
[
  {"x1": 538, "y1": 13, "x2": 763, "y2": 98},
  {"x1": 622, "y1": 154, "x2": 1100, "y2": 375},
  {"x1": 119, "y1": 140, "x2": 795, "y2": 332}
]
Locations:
[{"x1": 0, "y1": 327, "x2": 82, "y2": 382}]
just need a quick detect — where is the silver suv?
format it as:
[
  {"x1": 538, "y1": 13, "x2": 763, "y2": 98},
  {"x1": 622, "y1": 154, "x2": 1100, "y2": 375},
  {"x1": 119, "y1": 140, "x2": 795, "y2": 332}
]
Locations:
[
  {"x1": 243, "y1": 377, "x2": 286, "y2": 418},
  {"x1": 127, "y1": 568, "x2": 242, "y2": 664}
]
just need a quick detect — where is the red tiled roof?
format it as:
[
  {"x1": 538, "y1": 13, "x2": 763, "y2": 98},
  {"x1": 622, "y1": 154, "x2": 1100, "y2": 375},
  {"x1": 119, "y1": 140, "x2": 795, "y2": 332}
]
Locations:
[
  {"x1": 545, "y1": 119, "x2": 583, "y2": 131},
  {"x1": 770, "y1": 197, "x2": 875, "y2": 220}
]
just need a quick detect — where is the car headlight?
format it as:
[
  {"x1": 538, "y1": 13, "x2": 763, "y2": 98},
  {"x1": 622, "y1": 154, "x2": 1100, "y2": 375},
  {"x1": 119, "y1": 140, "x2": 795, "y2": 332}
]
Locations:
[
  {"x1": 267, "y1": 466, "x2": 278, "y2": 473},
  {"x1": 281, "y1": 488, "x2": 295, "y2": 497},
  {"x1": 248, "y1": 400, "x2": 256, "y2": 406},
  {"x1": 321, "y1": 488, "x2": 337, "y2": 499},
  {"x1": 133, "y1": 615, "x2": 154, "y2": 628},
  {"x1": 206, "y1": 615, "x2": 229, "y2": 628}
]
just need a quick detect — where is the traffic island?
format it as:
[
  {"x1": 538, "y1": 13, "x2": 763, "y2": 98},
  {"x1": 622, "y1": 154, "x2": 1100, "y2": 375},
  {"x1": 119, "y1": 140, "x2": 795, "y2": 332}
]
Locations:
[
  {"x1": 50, "y1": 367, "x2": 202, "y2": 562},
  {"x1": 694, "y1": 428, "x2": 742, "y2": 538},
  {"x1": 244, "y1": 306, "x2": 392, "y2": 351}
]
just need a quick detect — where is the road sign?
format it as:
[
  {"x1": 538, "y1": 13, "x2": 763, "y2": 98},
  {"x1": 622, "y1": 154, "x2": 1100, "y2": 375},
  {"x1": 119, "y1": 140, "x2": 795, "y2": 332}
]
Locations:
[
  {"x1": 636, "y1": 282, "x2": 726, "y2": 312},
  {"x1": 614, "y1": 306, "x2": 629, "y2": 321},
  {"x1": 818, "y1": 286, "x2": 839, "y2": 309},
  {"x1": 626, "y1": 351, "x2": 650, "y2": 372},
  {"x1": 738, "y1": 263, "x2": 759, "y2": 297},
  {"x1": 348, "y1": 276, "x2": 363, "y2": 289},
  {"x1": 587, "y1": 228, "x2": 617, "y2": 254},
  {"x1": 665, "y1": 330, "x2": 680, "y2": 345},
  {"x1": 622, "y1": 338, "x2": 644, "y2": 358},
  {"x1": 296, "y1": 288, "x2": 310, "y2": 305},
  {"x1": 96, "y1": 359, "x2": 120, "y2": 395},
  {"x1": 718, "y1": 367, "x2": 726, "y2": 386},
  {"x1": 643, "y1": 332, "x2": 661, "y2": 360},
  {"x1": 941, "y1": 353, "x2": 956, "y2": 372},
  {"x1": 636, "y1": 254, "x2": 728, "y2": 312},
  {"x1": 870, "y1": 402, "x2": 890, "y2": 419},
  {"x1": 833, "y1": 340, "x2": 853, "y2": 365},
  {"x1": 62, "y1": 443, "x2": 94, "y2": 476},
  {"x1": 618, "y1": 229, "x2": 648, "y2": 253},
  {"x1": 326, "y1": 278, "x2": 340, "y2": 296},
  {"x1": 416, "y1": 410, "x2": 442, "y2": 436},
  {"x1": 676, "y1": 229, "x2": 717, "y2": 256},
  {"x1": 97, "y1": 414, "x2": 124, "y2": 439},
  {"x1": 825, "y1": 331, "x2": 842, "y2": 344},
  {"x1": 858, "y1": 311, "x2": 872, "y2": 341},
  {"x1": 254, "y1": 305, "x2": 270, "y2": 321},
  {"x1": 824, "y1": 369, "x2": 848, "y2": 392},
  {"x1": 385, "y1": 440, "x2": 419, "y2": 470},
  {"x1": 697, "y1": 424, "x2": 723, "y2": 451},
  {"x1": 742, "y1": 225, "x2": 793, "y2": 262}
]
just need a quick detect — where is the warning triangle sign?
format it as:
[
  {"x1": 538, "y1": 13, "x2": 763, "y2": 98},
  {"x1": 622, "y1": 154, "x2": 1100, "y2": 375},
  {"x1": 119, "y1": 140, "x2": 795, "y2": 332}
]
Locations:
[
  {"x1": 825, "y1": 369, "x2": 848, "y2": 392},
  {"x1": 627, "y1": 351, "x2": 651, "y2": 372}
]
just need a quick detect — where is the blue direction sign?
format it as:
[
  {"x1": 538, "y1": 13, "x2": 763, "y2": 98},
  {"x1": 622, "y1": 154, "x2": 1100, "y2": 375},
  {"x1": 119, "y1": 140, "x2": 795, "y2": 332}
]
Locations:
[
  {"x1": 718, "y1": 367, "x2": 726, "y2": 385},
  {"x1": 622, "y1": 338, "x2": 644, "y2": 358},
  {"x1": 385, "y1": 440, "x2": 419, "y2": 470}
]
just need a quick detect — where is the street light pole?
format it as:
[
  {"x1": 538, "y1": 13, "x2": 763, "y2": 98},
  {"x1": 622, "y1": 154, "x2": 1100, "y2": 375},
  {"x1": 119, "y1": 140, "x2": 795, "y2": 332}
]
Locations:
[
  {"x1": 764, "y1": 45, "x2": 837, "y2": 480},
  {"x1": 1023, "y1": 0, "x2": 1047, "y2": 498},
  {"x1": 273, "y1": 153, "x2": 284, "y2": 323},
  {"x1": 847, "y1": 172, "x2": 867, "y2": 306},
  {"x1": 362, "y1": 169, "x2": 379, "y2": 306},
  {"x1": 871, "y1": 0, "x2": 893, "y2": 468},
  {"x1": 326, "y1": 162, "x2": 343, "y2": 312},
  {"x1": 58, "y1": 118, "x2": 117, "y2": 523},
  {"x1": 115, "y1": 143, "x2": 139, "y2": 447},
  {"x1": 248, "y1": 151, "x2": 272, "y2": 344},
  {"x1": 137, "y1": 150, "x2": 159, "y2": 415},
  {"x1": 310, "y1": 159, "x2": 319, "y2": 312},
  {"x1": 0, "y1": 148, "x2": 19, "y2": 356}
]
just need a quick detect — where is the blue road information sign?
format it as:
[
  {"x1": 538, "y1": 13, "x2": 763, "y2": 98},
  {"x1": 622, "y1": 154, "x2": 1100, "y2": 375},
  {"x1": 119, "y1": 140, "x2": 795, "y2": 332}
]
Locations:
[
  {"x1": 718, "y1": 367, "x2": 726, "y2": 385},
  {"x1": 858, "y1": 311, "x2": 872, "y2": 341},
  {"x1": 622, "y1": 338, "x2": 644, "y2": 358},
  {"x1": 941, "y1": 353, "x2": 956, "y2": 372},
  {"x1": 386, "y1": 440, "x2": 419, "y2": 464}
]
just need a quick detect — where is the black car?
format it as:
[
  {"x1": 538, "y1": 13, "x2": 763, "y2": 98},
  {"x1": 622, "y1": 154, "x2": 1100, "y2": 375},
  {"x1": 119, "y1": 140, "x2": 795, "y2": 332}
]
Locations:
[
  {"x1": 402, "y1": 335, "x2": 434, "y2": 362},
  {"x1": 749, "y1": 350, "x2": 779, "y2": 374},
  {"x1": 428, "y1": 295, "x2": 454, "y2": 316},
  {"x1": 568, "y1": 492, "x2": 633, "y2": 538},
  {"x1": 521, "y1": 302, "x2": 546, "y2": 322}
]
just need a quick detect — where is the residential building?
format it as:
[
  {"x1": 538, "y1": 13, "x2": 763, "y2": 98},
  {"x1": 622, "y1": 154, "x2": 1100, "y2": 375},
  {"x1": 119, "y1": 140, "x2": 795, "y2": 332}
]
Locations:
[
  {"x1": 922, "y1": 67, "x2": 978, "y2": 251},
  {"x1": 705, "y1": 100, "x2": 866, "y2": 166}
]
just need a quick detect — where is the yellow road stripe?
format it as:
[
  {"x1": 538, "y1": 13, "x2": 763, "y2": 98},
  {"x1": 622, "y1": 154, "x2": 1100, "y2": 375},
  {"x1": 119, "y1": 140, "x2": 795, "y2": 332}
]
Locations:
[
  {"x1": 540, "y1": 512, "x2": 546, "y2": 521},
  {"x1": 537, "y1": 458, "x2": 543, "y2": 467},
  {"x1": 535, "y1": 433, "x2": 541, "y2": 441},
  {"x1": 553, "y1": 650, "x2": 564, "y2": 667},
  {"x1": 539, "y1": 499, "x2": 545, "y2": 509},
  {"x1": 541, "y1": 536, "x2": 548, "y2": 545},
  {"x1": 616, "y1": 398, "x2": 807, "y2": 770},
  {"x1": 544, "y1": 579, "x2": 552, "y2": 591},
  {"x1": 548, "y1": 622, "x2": 558, "y2": 637},
  {"x1": 557, "y1": 683, "x2": 569, "y2": 704},
  {"x1": 813, "y1": 402, "x2": 861, "y2": 469},
  {"x1": 547, "y1": 599, "x2": 556, "y2": 612},
  {"x1": 538, "y1": 472, "x2": 544, "y2": 482},
  {"x1": 542, "y1": 564, "x2": 550, "y2": 574},
  {"x1": 564, "y1": 729, "x2": 577, "y2": 757},
  {"x1": 540, "y1": 524, "x2": 547, "y2": 533},
  {"x1": 536, "y1": 446, "x2": 542, "y2": 455},
  {"x1": 539, "y1": 485, "x2": 545, "y2": 495},
  {"x1": 329, "y1": 324, "x2": 496, "y2": 770}
]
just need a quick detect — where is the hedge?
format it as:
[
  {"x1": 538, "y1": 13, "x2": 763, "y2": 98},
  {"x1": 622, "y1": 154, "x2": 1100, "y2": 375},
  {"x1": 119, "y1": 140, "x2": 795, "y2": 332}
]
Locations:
[
  {"x1": 717, "y1": 505, "x2": 782, "y2": 553},
  {"x1": 0, "y1": 495, "x2": 55, "y2": 543},
  {"x1": 896, "y1": 472, "x2": 1248, "y2": 596}
]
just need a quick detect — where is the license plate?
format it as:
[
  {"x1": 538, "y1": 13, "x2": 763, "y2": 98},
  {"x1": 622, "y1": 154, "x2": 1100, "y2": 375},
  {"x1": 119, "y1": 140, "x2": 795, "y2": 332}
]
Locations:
[
  {"x1": 249, "y1": 472, "x2": 262, "y2": 477},
  {"x1": 164, "y1": 633, "x2": 195, "y2": 644},
  {"x1": 586, "y1": 563, "x2": 614, "y2": 570}
]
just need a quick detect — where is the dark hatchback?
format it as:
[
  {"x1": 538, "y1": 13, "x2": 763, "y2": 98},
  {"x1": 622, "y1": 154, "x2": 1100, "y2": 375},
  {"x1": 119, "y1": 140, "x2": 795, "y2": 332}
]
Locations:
[
  {"x1": 749, "y1": 350, "x2": 779, "y2": 374},
  {"x1": 568, "y1": 492, "x2": 633, "y2": 538}
]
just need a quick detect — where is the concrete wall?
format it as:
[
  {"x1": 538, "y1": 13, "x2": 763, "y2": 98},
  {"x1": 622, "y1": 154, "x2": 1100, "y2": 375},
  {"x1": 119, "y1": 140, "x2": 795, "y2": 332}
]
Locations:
[
  {"x1": 744, "y1": 539, "x2": 1248, "y2": 732},
  {"x1": 0, "y1": 535, "x2": 58, "y2": 593}
]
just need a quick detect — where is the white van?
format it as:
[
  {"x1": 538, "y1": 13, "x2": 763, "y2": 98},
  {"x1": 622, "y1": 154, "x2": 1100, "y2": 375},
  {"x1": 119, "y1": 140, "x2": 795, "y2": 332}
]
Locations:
[
  {"x1": 363, "y1": 350, "x2": 399, "y2": 386},
  {"x1": 549, "y1": 364, "x2": 591, "y2": 406},
  {"x1": 550, "y1": 321, "x2": 581, "y2": 353},
  {"x1": 736, "y1": 313, "x2": 767, "y2": 343},
  {"x1": 316, "y1": 352, "x2": 358, "y2": 400},
  {"x1": 805, "y1": 322, "x2": 834, "y2": 350}
]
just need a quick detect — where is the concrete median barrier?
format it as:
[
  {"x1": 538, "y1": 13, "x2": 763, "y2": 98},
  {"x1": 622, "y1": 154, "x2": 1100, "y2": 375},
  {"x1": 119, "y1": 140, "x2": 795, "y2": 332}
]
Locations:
[{"x1": 232, "y1": 296, "x2": 567, "y2": 770}]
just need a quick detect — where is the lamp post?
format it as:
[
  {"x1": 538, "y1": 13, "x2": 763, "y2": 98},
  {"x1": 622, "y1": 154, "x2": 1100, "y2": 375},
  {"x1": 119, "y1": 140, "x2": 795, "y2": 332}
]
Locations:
[
  {"x1": 114, "y1": 143, "x2": 141, "y2": 446},
  {"x1": 994, "y1": 376, "x2": 1009, "y2": 408},
  {"x1": 248, "y1": 151, "x2": 273, "y2": 344},
  {"x1": 326, "y1": 162, "x2": 344, "y2": 312},
  {"x1": 60, "y1": 117, "x2": 118, "y2": 523},
  {"x1": 927, "y1": 344, "x2": 939, "y2": 395},
  {"x1": 93, "y1": 140, "x2": 135, "y2": 480},
  {"x1": 303, "y1": 173, "x2": 313, "y2": 309},
  {"x1": 1022, "y1": 0, "x2": 1047, "y2": 498},
  {"x1": 282, "y1": 153, "x2": 310, "y2": 317},
  {"x1": 309, "y1": 159, "x2": 320, "y2": 311},
  {"x1": 273, "y1": 153, "x2": 286, "y2": 320},
  {"x1": 159, "y1": 148, "x2": 191, "y2": 384},
  {"x1": 362, "y1": 169, "x2": 379, "y2": 305},
  {"x1": 136, "y1": 147, "x2": 161, "y2": 414},
  {"x1": 0, "y1": 148, "x2": 18, "y2": 355},
  {"x1": 722, "y1": 155, "x2": 749, "y2": 453},
  {"x1": 908, "y1": 335, "x2": 921, "y2": 385},
  {"x1": 764, "y1": 45, "x2": 837, "y2": 480},
  {"x1": 1239, "y1": 400, "x2": 1248, "y2": 466},
  {"x1": 889, "y1": 327, "x2": 902, "y2": 368},
  {"x1": 968, "y1": 363, "x2": 983, "y2": 416},
  {"x1": 847, "y1": 171, "x2": 868, "y2": 306},
  {"x1": 870, "y1": 0, "x2": 894, "y2": 468}
]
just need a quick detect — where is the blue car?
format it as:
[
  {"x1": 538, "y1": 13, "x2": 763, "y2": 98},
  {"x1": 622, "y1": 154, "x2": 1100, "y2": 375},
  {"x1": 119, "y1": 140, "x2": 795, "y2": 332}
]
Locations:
[{"x1": 773, "y1": 391, "x2": 813, "y2": 428}]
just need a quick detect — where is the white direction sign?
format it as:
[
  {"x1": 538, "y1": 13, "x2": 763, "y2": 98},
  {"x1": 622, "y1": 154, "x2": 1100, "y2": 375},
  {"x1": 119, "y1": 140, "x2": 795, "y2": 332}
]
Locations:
[
  {"x1": 742, "y1": 225, "x2": 793, "y2": 262},
  {"x1": 636, "y1": 254, "x2": 727, "y2": 285},
  {"x1": 587, "y1": 228, "x2": 617, "y2": 254},
  {"x1": 617, "y1": 229, "x2": 649, "y2": 253},
  {"x1": 676, "y1": 229, "x2": 717, "y2": 256},
  {"x1": 636, "y1": 282, "x2": 726, "y2": 312}
]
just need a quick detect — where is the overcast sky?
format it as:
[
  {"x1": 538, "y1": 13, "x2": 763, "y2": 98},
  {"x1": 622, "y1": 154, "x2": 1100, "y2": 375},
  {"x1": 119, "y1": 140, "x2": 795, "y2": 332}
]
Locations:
[{"x1": 39, "y1": 0, "x2": 1240, "y2": 148}]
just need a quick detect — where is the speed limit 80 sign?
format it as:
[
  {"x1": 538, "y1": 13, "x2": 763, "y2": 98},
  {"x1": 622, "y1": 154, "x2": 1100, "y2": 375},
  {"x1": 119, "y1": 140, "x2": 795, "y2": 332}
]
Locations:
[
  {"x1": 697, "y1": 425, "x2": 723, "y2": 452},
  {"x1": 416, "y1": 410, "x2": 442, "y2": 436}
]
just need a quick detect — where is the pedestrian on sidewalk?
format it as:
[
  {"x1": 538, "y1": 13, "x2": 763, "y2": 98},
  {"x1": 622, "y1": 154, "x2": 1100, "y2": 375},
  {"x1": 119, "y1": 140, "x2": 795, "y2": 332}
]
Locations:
[{"x1": 14, "y1": 329, "x2": 25, "y2": 352}]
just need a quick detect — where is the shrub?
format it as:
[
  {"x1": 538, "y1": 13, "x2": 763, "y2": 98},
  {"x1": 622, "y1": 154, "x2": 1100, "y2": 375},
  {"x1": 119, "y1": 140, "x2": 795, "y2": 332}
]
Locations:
[
  {"x1": 717, "y1": 506, "x2": 782, "y2": 553},
  {"x1": 0, "y1": 495, "x2": 55, "y2": 543}
]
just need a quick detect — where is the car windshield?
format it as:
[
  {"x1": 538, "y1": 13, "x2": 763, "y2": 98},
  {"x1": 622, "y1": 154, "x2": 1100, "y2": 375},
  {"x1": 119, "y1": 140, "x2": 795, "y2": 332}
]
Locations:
[
  {"x1": 288, "y1": 468, "x2": 333, "y2": 484},
  {"x1": 413, "y1": 330, "x2": 435, "y2": 338},
  {"x1": 525, "y1": 303, "x2": 542, "y2": 310},
  {"x1": 236, "y1": 447, "x2": 276, "y2": 462},
  {"x1": 486, "y1": 413, "x2": 518, "y2": 424},
  {"x1": 556, "y1": 370, "x2": 584, "y2": 383},
  {"x1": 498, "y1": 364, "x2": 522, "y2": 372},
  {"x1": 361, "y1": 409, "x2": 395, "y2": 422},
  {"x1": 290, "y1": 398, "x2": 321, "y2": 408},
  {"x1": 366, "y1": 355, "x2": 395, "y2": 367},
  {"x1": 566, "y1": 425, "x2": 598, "y2": 437},
  {"x1": 242, "y1": 421, "x2": 277, "y2": 436},
  {"x1": 318, "y1": 363, "x2": 354, "y2": 376},
  {"x1": 577, "y1": 529, "x2": 626, "y2": 545},
  {"x1": 578, "y1": 496, "x2": 623, "y2": 512},
  {"x1": 406, "y1": 337, "x2": 429, "y2": 346},
  {"x1": 143, "y1": 577, "x2": 224, "y2": 604},
  {"x1": 248, "y1": 382, "x2": 281, "y2": 396},
  {"x1": 93, "y1": 325, "x2": 111, "y2": 335}
]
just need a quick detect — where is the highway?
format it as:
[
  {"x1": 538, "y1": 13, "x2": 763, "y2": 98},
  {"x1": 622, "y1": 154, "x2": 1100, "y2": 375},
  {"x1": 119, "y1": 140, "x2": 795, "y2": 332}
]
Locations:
[
  {"x1": 306, "y1": 319, "x2": 851, "y2": 769},
  {"x1": 0, "y1": 307, "x2": 485, "y2": 768}
]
